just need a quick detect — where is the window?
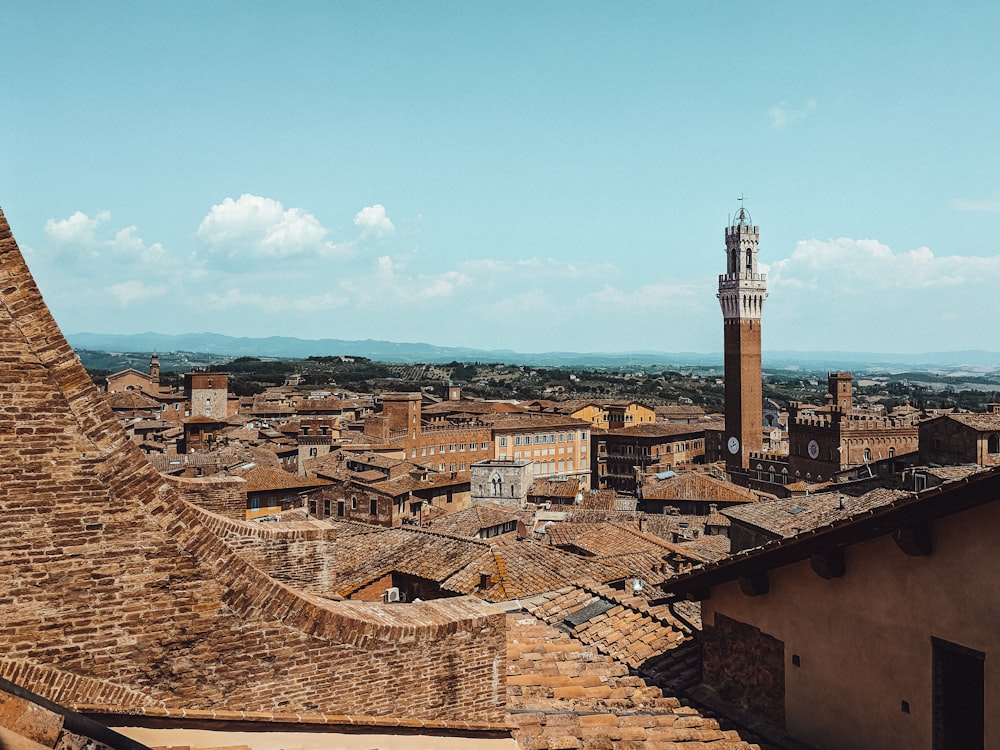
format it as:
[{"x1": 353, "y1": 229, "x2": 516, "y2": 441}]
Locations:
[
  {"x1": 370, "y1": 498, "x2": 378, "y2": 515},
  {"x1": 309, "y1": 447, "x2": 318, "y2": 457},
  {"x1": 989, "y1": 434, "x2": 1000, "y2": 454},
  {"x1": 499, "y1": 436, "x2": 508, "y2": 447},
  {"x1": 459, "y1": 443, "x2": 466, "y2": 451}
]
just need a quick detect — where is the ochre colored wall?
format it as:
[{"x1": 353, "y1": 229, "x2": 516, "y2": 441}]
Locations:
[{"x1": 703, "y1": 500, "x2": 1000, "y2": 750}]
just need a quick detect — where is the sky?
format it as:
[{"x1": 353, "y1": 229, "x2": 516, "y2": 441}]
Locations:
[{"x1": 2, "y1": 1, "x2": 999, "y2": 356}]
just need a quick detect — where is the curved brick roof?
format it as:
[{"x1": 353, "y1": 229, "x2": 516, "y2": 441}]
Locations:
[{"x1": 0, "y1": 209, "x2": 504, "y2": 725}]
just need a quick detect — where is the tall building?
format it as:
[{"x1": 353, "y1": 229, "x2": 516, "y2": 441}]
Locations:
[{"x1": 718, "y1": 202, "x2": 767, "y2": 472}]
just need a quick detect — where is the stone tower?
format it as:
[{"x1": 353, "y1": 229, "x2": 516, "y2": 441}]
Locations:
[
  {"x1": 828, "y1": 371, "x2": 853, "y2": 410},
  {"x1": 718, "y1": 202, "x2": 767, "y2": 471},
  {"x1": 149, "y1": 352, "x2": 160, "y2": 389}
]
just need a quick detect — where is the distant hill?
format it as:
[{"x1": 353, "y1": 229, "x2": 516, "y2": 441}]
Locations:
[{"x1": 65, "y1": 332, "x2": 1000, "y2": 372}]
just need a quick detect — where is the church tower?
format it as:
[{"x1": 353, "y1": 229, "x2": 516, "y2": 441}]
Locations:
[
  {"x1": 718, "y1": 202, "x2": 767, "y2": 471},
  {"x1": 149, "y1": 352, "x2": 161, "y2": 390}
]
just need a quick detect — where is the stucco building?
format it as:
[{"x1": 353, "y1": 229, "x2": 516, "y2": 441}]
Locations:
[{"x1": 663, "y1": 467, "x2": 1000, "y2": 750}]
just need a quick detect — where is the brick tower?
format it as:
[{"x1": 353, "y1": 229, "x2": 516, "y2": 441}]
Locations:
[{"x1": 718, "y1": 202, "x2": 767, "y2": 471}]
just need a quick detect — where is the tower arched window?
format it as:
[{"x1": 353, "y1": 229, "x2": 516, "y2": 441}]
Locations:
[{"x1": 746, "y1": 249, "x2": 753, "y2": 272}]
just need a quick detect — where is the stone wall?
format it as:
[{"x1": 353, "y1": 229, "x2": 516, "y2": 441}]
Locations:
[{"x1": 702, "y1": 612, "x2": 785, "y2": 726}]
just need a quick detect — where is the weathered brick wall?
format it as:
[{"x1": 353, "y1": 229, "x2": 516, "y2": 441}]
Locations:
[
  {"x1": 702, "y1": 612, "x2": 784, "y2": 725},
  {"x1": 0, "y1": 208, "x2": 506, "y2": 723},
  {"x1": 166, "y1": 474, "x2": 247, "y2": 519}
]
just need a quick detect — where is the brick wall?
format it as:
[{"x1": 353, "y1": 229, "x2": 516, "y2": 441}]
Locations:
[
  {"x1": 166, "y1": 474, "x2": 247, "y2": 519},
  {"x1": 702, "y1": 612, "x2": 784, "y2": 725},
  {"x1": 0, "y1": 209, "x2": 506, "y2": 724}
]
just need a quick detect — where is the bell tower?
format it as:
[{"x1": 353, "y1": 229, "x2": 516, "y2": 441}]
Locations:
[{"x1": 718, "y1": 200, "x2": 767, "y2": 471}]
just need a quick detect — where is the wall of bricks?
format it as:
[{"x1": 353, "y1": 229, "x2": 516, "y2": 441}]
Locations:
[
  {"x1": 701, "y1": 612, "x2": 785, "y2": 726},
  {"x1": 0, "y1": 209, "x2": 507, "y2": 724},
  {"x1": 166, "y1": 474, "x2": 248, "y2": 519}
]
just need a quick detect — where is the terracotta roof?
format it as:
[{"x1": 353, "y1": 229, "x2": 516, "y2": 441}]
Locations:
[
  {"x1": 443, "y1": 538, "x2": 633, "y2": 602},
  {"x1": 490, "y1": 413, "x2": 590, "y2": 429},
  {"x1": 236, "y1": 466, "x2": 334, "y2": 493},
  {"x1": 933, "y1": 412, "x2": 1000, "y2": 431},
  {"x1": 107, "y1": 390, "x2": 162, "y2": 410},
  {"x1": 608, "y1": 422, "x2": 707, "y2": 438},
  {"x1": 423, "y1": 503, "x2": 532, "y2": 538},
  {"x1": 506, "y1": 612, "x2": 759, "y2": 749},
  {"x1": 524, "y1": 580, "x2": 694, "y2": 669},
  {"x1": 664, "y1": 466, "x2": 1000, "y2": 600},
  {"x1": 723, "y1": 487, "x2": 908, "y2": 538},
  {"x1": 641, "y1": 471, "x2": 760, "y2": 504},
  {"x1": 675, "y1": 533, "x2": 732, "y2": 563},
  {"x1": 528, "y1": 476, "x2": 582, "y2": 499}
]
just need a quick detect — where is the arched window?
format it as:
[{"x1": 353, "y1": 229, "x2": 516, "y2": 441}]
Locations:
[
  {"x1": 989, "y1": 434, "x2": 1000, "y2": 454},
  {"x1": 746, "y1": 249, "x2": 753, "y2": 272},
  {"x1": 864, "y1": 447, "x2": 872, "y2": 463}
]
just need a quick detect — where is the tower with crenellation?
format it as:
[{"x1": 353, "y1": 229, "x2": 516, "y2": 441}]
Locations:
[{"x1": 718, "y1": 201, "x2": 767, "y2": 473}]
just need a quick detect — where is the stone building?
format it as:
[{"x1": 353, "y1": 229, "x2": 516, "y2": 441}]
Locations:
[
  {"x1": 918, "y1": 409, "x2": 1000, "y2": 468},
  {"x1": 718, "y1": 203, "x2": 767, "y2": 474},
  {"x1": 183, "y1": 370, "x2": 229, "y2": 419},
  {"x1": 470, "y1": 458, "x2": 533, "y2": 508},
  {"x1": 786, "y1": 372, "x2": 920, "y2": 483}
]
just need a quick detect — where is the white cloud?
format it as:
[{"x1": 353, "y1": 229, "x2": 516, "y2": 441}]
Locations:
[
  {"x1": 764, "y1": 237, "x2": 1000, "y2": 350},
  {"x1": 105, "y1": 226, "x2": 168, "y2": 264},
  {"x1": 354, "y1": 204, "x2": 395, "y2": 241},
  {"x1": 197, "y1": 194, "x2": 345, "y2": 259},
  {"x1": 582, "y1": 281, "x2": 702, "y2": 309},
  {"x1": 44, "y1": 210, "x2": 110, "y2": 247},
  {"x1": 768, "y1": 98, "x2": 817, "y2": 131},
  {"x1": 106, "y1": 280, "x2": 167, "y2": 306},
  {"x1": 769, "y1": 238, "x2": 1000, "y2": 292},
  {"x1": 950, "y1": 194, "x2": 1000, "y2": 213}
]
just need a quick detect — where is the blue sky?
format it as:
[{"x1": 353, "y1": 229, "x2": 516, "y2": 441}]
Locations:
[{"x1": 3, "y1": 2, "x2": 999, "y2": 355}]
